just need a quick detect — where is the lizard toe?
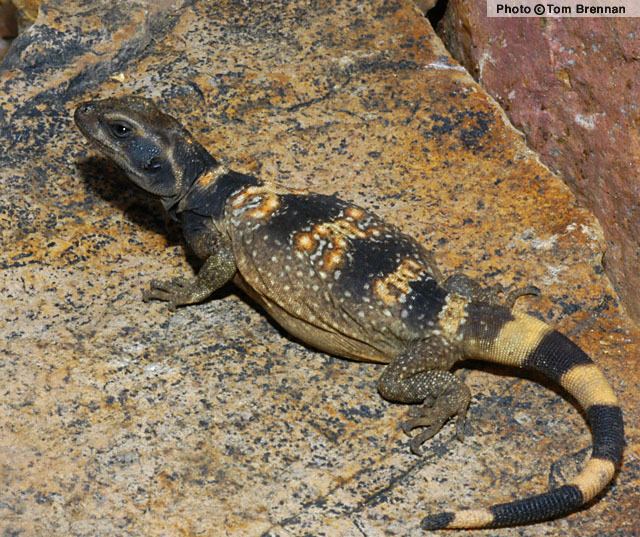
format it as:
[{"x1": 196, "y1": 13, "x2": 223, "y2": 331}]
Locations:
[{"x1": 408, "y1": 423, "x2": 445, "y2": 455}]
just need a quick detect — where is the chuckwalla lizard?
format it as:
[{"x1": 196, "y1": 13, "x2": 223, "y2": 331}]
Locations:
[{"x1": 74, "y1": 96, "x2": 624, "y2": 530}]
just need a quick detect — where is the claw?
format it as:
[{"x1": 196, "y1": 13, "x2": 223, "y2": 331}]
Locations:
[
  {"x1": 148, "y1": 279, "x2": 171, "y2": 292},
  {"x1": 401, "y1": 420, "x2": 416, "y2": 436},
  {"x1": 455, "y1": 414, "x2": 467, "y2": 441},
  {"x1": 142, "y1": 275, "x2": 200, "y2": 309},
  {"x1": 142, "y1": 288, "x2": 172, "y2": 302},
  {"x1": 409, "y1": 426, "x2": 442, "y2": 455},
  {"x1": 401, "y1": 403, "x2": 449, "y2": 455},
  {"x1": 170, "y1": 277, "x2": 190, "y2": 288},
  {"x1": 402, "y1": 415, "x2": 440, "y2": 435},
  {"x1": 142, "y1": 280, "x2": 188, "y2": 309},
  {"x1": 409, "y1": 435, "x2": 426, "y2": 456},
  {"x1": 401, "y1": 385, "x2": 470, "y2": 455}
]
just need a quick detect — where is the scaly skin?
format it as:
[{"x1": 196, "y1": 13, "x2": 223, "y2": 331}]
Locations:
[{"x1": 74, "y1": 97, "x2": 624, "y2": 530}]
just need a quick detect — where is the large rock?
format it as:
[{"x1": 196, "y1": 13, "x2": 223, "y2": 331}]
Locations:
[
  {"x1": 0, "y1": 0, "x2": 637, "y2": 535},
  {"x1": 0, "y1": 0, "x2": 17, "y2": 60},
  {"x1": 0, "y1": 0, "x2": 17, "y2": 37},
  {"x1": 439, "y1": 2, "x2": 640, "y2": 323}
]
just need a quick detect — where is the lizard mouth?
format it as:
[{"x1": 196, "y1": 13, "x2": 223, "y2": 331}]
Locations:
[{"x1": 74, "y1": 103, "x2": 120, "y2": 160}]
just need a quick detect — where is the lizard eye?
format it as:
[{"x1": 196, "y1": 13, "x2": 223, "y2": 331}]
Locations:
[
  {"x1": 144, "y1": 156, "x2": 164, "y2": 172},
  {"x1": 108, "y1": 121, "x2": 133, "y2": 139}
]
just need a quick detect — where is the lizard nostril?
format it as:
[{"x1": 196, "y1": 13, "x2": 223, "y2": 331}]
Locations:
[
  {"x1": 74, "y1": 102, "x2": 97, "y2": 126},
  {"x1": 77, "y1": 102, "x2": 94, "y2": 115}
]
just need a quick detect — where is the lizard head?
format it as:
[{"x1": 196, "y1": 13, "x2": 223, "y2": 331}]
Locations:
[{"x1": 74, "y1": 96, "x2": 215, "y2": 210}]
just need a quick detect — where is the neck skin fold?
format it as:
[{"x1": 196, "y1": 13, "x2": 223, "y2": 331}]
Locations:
[{"x1": 161, "y1": 142, "x2": 218, "y2": 218}]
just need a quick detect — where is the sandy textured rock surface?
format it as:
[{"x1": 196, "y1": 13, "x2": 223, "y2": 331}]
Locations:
[
  {"x1": 1, "y1": 1, "x2": 638, "y2": 536},
  {"x1": 438, "y1": 2, "x2": 640, "y2": 324}
]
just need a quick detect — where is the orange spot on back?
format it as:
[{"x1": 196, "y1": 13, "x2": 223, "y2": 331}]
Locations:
[
  {"x1": 292, "y1": 207, "x2": 380, "y2": 270},
  {"x1": 323, "y1": 250, "x2": 344, "y2": 270},
  {"x1": 196, "y1": 170, "x2": 217, "y2": 188},
  {"x1": 294, "y1": 232, "x2": 316, "y2": 252},
  {"x1": 230, "y1": 185, "x2": 281, "y2": 219},
  {"x1": 373, "y1": 259, "x2": 425, "y2": 305},
  {"x1": 195, "y1": 165, "x2": 229, "y2": 189},
  {"x1": 344, "y1": 206, "x2": 365, "y2": 219},
  {"x1": 316, "y1": 220, "x2": 367, "y2": 240},
  {"x1": 247, "y1": 194, "x2": 280, "y2": 218}
]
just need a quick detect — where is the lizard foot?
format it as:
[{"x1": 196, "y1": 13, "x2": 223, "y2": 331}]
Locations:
[
  {"x1": 401, "y1": 385, "x2": 470, "y2": 456},
  {"x1": 504, "y1": 285, "x2": 540, "y2": 309},
  {"x1": 443, "y1": 274, "x2": 541, "y2": 309},
  {"x1": 142, "y1": 277, "x2": 197, "y2": 310}
]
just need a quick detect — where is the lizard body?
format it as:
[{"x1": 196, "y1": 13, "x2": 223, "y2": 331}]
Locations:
[{"x1": 74, "y1": 97, "x2": 624, "y2": 530}]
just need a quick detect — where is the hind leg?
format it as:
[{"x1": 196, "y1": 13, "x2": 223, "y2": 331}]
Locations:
[
  {"x1": 378, "y1": 337, "x2": 470, "y2": 455},
  {"x1": 444, "y1": 273, "x2": 539, "y2": 308}
]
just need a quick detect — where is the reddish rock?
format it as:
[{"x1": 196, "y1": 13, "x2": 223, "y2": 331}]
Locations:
[
  {"x1": 439, "y1": 2, "x2": 640, "y2": 323},
  {"x1": 12, "y1": 0, "x2": 39, "y2": 30},
  {"x1": 0, "y1": 1, "x2": 16, "y2": 61},
  {"x1": 0, "y1": 0, "x2": 17, "y2": 38}
]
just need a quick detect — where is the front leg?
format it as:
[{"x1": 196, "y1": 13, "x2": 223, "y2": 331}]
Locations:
[{"x1": 143, "y1": 246, "x2": 236, "y2": 310}]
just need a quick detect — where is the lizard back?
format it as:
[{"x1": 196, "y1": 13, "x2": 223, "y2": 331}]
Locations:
[{"x1": 224, "y1": 184, "x2": 447, "y2": 362}]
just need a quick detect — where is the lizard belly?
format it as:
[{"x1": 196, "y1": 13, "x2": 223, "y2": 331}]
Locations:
[{"x1": 233, "y1": 273, "x2": 394, "y2": 363}]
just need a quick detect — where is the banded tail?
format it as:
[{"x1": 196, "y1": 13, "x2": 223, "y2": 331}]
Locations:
[{"x1": 423, "y1": 302, "x2": 624, "y2": 530}]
